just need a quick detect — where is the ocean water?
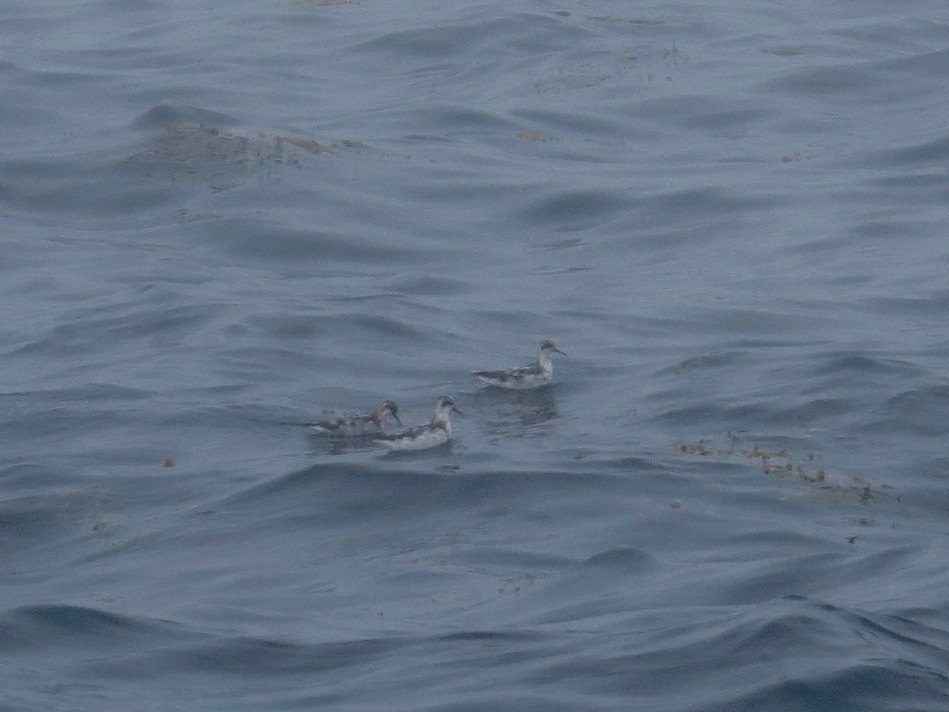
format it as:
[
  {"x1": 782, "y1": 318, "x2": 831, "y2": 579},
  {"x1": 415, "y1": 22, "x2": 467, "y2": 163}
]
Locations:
[{"x1": 1, "y1": 0, "x2": 948, "y2": 710}]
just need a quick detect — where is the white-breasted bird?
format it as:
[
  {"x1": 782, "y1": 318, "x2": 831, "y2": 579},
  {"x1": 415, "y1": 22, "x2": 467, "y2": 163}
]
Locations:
[
  {"x1": 374, "y1": 395, "x2": 462, "y2": 452},
  {"x1": 472, "y1": 340, "x2": 567, "y2": 390}
]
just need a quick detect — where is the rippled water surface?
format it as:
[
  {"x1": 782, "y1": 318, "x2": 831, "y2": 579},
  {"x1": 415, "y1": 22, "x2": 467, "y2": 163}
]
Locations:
[{"x1": 2, "y1": 1, "x2": 948, "y2": 710}]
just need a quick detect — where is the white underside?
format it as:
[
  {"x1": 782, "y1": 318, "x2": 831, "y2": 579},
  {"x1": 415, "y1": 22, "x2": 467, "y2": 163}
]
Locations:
[
  {"x1": 474, "y1": 372, "x2": 552, "y2": 390},
  {"x1": 375, "y1": 427, "x2": 450, "y2": 451}
]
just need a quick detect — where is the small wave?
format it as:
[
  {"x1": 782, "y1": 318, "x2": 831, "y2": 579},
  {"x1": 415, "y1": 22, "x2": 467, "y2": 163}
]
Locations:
[
  {"x1": 130, "y1": 104, "x2": 239, "y2": 131},
  {"x1": 0, "y1": 604, "x2": 178, "y2": 650},
  {"x1": 581, "y1": 547, "x2": 656, "y2": 571},
  {"x1": 852, "y1": 218, "x2": 928, "y2": 240},
  {"x1": 141, "y1": 635, "x2": 407, "y2": 676},
  {"x1": 9, "y1": 303, "x2": 230, "y2": 358},
  {"x1": 517, "y1": 188, "x2": 629, "y2": 230},
  {"x1": 385, "y1": 276, "x2": 474, "y2": 297},
  {"x1": 435, "y1": 628, "x2": 545, "y2": 644},
  {"x1": 353, "y1": 13, "x2": 566, "y2": 60},
  {"x1": 513, "y1": 108, "x2": 631, "y2": 140},
  {"x1": 402, "y1": 105, "x2": 514, "y2": 133},
  {"x1": 812, "y1": 353, "x2": 917, "y2": 377},
  {"x1": 196, "y1": 218, "x2": 429, "y2": 265},
  {"x1": 530, "y1": 596, "x2": 949, "y2": 707},
  {"x1": 766, "y1": 65, "x2": 882, "y2": 95},
  {"x1": 864, "y1": 385, "x2": 949, "y2": 437},
  {"x1": 870, "y1": 290, "x2": 949, "y2": 318},
  {"x1": 661, "y1": 352, "x2": 746, "y2": 376},
  {"x1": 724, "y1": 660, "x2": 949, "y2": 712},
  {"x1": 0, "y1": 383, "x2": 152, "y2": 403},
  {"x1": 865, "y1": 135, "x2": 949, "y2": 168},
  {"x1": 0, "y1": 502, "x2": 70, "y2": 548},
  {"x1": 635, "y1": 95, "x2": 775, "y2": 134},
  {"x1": 224, "y1": 462, "x2": 624, "y2": 524}
]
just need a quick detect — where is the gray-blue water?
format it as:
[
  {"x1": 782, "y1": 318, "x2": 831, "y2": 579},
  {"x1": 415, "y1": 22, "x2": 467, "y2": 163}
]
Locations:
[{"x1": 2, "y1": 1, "x2": 948, "y2": 709}]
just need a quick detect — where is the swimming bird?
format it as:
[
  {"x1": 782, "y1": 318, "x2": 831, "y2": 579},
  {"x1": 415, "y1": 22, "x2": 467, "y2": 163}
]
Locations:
[
  {"x1": 374, "y1": 395, "x2": 462, "y2": 452},
  {"x1": 306, "y1": 400, "x2": 402, "y2": 437},
  {"x1": 472, "y1": 340, "x2": 567, "y2": 390}
]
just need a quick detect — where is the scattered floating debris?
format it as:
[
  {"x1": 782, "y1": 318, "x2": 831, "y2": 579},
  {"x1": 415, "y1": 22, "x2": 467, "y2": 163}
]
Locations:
[
  {"x1": 497, "y1": 573, "x2": 537, "y2": 595},
  {"x1": 516, "y1": 129, "x2": 546, "y2": 141},
  {"x1": 162, "y1": 456, "x2": 176, "y2": 468},
  {"x1": 671, "y1": 433, "x2": 889, "y2": 501},
  {"x1": 125, "y1": 122, "x2": 404, "y2": 190}
]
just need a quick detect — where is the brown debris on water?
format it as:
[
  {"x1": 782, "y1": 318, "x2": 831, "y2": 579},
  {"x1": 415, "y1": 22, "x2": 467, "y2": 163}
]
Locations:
[
  {"x1": 671, "y1": 433, "x2": 887, "y2": 502},
  {"x1": 126, "y1": 122, "x2": 403, "y2": 190},
  {"x1": 516, "y1": 129, "x2": 546, "y2": 141},
  {"x1": 497, "y1": 573, "x2": 538, "y2": 595},
  {"x1": 281, "y1": 137, "x2": 333, "y2": 155},
  {"x1": 676, "y1": 441, "x2": 714, "y2": 457},
  {"x1": 743, "y1": 446, "x2": 795, "y2": 476}
]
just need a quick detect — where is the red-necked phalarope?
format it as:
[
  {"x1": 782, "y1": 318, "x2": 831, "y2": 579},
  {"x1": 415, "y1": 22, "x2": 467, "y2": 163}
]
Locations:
[
  {"x1": 306, "y1": 400, "x2": 402, "y2": 437},
  {"x1": 374, "y1": 396, "x2": 463, "y2": 452},
  {"x1": 472, "y1": 340, "x2": 567, "y2": 390}
]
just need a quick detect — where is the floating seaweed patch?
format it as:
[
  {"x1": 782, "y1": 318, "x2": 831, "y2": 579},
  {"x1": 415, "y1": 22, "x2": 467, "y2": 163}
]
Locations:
[
  {"x1": 534, "y1": 12, "x2": 695, "y2": 94},
  {"x1": 671, "y1": 433, "x2": 893, "y2": 504},
  {"x1": 497, "y1": 573, "x2": 537, "y2": 595},
  {"x1": 125, "y1": 122, "x2": 404, "y2": 191},
  {"x1": 516, "y1": 129, "x2": 546, "y2": 142},
  {"x1": 534, "y1": 54, "x2": 617, "y2": 95}
]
